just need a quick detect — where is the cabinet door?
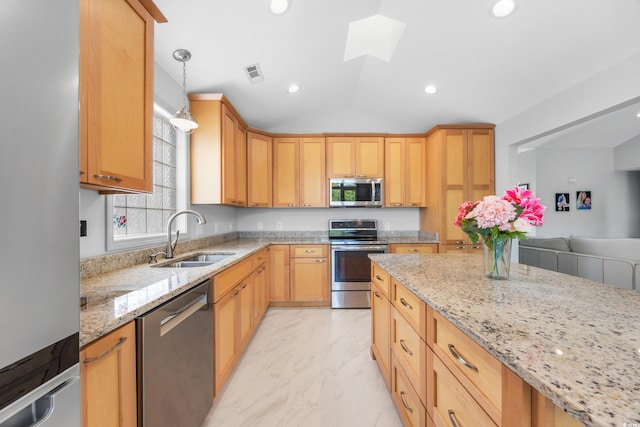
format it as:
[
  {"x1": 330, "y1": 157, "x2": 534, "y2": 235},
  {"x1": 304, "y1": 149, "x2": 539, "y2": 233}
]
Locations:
[
  {"x1": 81, "y1": 322, "x2": 136, "y2": 427},
  {"x1": 299, "y1": 137, "x2": 327, "y2": 207},
  {"x1": 355, "y1": 136, "x2": 385, "y2": 178},
  {"x1": 442, "y1": 129, "x2": 468, "y2": 244},
  {"x1": 326, "y1": 137, "x2": 355, "y2": 177},
  {"x1": 237, "y1": 279, "x2": 253, "y2": 350},
  {"x1": 273, "y1": 138, "x2": 299, "y2": 207},
  {"x1": 467, "y1": 128, "x2": 494, "y2": 203},
  {"x1": 247, "y1": 132, "x2": 273, "y2": 207},
  {"x1": 221, "y1": 104, "x2": 238, "y2": 205},
  {"x1": 81, "y1": 0, "x2": 154, "y2": 193},
  {"x1": 253, "y1": 264, "x2": 268, "y2": 323},
  {"x1": 372, "y1": 282, "x2": 391, "y2": 389},
  {"x1": 385, "y1": 138, "x2": 405, "y2": 207},
  {"x1": 290, "y1": 257, "x2": 329, "y2": 302},
  {"x1": 234, "y1": 123, "x2": 247, "y2": 206},
  {"x1": 405, "y1": 138, "x2": 426, "y2": 207},
  {"x1": 390, "y1": 244, "x2": 438, "y2": 254},
  {"x1": 269, "y1": 245, "x2": 290, "y2": 301},
  {"x1": 439, "y1": 244, "x2": 469, "y2": 254},
  {"x1": 214, "y1": 289, "x2": 238, "y2": 394}
]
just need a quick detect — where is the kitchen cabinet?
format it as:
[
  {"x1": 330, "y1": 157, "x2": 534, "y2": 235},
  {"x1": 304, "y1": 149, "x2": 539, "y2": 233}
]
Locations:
[
  {"x1": 213, "y1": 255, "x2": 263, "y2": 395},
  {"x1": 439, "y1": 243, "x2": 483, "y2": 255},
  {"x1": 273, "y1": 137, "x2": 327, "y2": 207},
  {"x1": 389, "y1": 243, "x2": 438, "y2": 254},
  {"x1": 290, "y1": 245, "x2": 329, "y2": 303},
  {"x1": 81, "y1": 322, "x2": 136, "y2": 427},
  {"x1": 189, "y1": 94, "x2": 248, "y2": 206},
  {"x1": 420, "y1": 125, "x2": 495, "y2": 249},
  {"x1": 252, "y1": 249, "x2": 270, "y2": 325},
  {"x1": 532, "y1": 391, "x2": 586, "y2": 427},
  {"x1": 391, "y1": 354, "x2": 427, "y2": 427},
  {"x1": 371, "y1": 262, "x2": 391, "y2": 388},
  {"x1": 384, "y1": 137, "x2": 426, "y2": 207},
  {"x1": 79, "y1": 0, "x2": 165, "y2": 193},
  {"x1": 269, "y1": 244, "x2": 290, "y2": 302},
  {"x1": 247, "y1": 131, "x2": 273, "y2": 207},
  {"x1": 326, "y1": 136, "x2": 385, "y2": 178}
]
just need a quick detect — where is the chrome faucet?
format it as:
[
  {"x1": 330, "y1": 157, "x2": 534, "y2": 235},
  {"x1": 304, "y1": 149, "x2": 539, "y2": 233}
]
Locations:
[{"x1": 166, "y1": 210, "x2": 207, "y2": 259}]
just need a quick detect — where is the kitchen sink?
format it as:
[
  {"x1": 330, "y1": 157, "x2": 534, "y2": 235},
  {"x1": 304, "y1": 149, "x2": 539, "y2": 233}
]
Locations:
[{"x1": 153, "y1": 252, "x2": 235, "y2": 268}]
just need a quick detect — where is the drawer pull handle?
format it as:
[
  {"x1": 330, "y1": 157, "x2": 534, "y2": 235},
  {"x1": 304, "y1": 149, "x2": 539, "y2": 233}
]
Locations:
[
  {"x1": 409, "y1": 248, "x2": 419, "y2": 252},
  {"x1": 399, "y1": 391, "x2": 413, "y2": 413},
  {"x1": 83, "y1": 337, "x2": 127, "y2": 364},
  {"x1": 93, "y1": 174, "x2": 123, "y2": 183},
  {"x1": 249, "y1": 203, "x2": 258, "y2": 207},
  {"x1": 304, "y1": 249, "x2": 314, "y2": 253},
  {"x1": 448, "y1": 410, "x2": 460, "y2": 427},
  {"x1": 374, "y1": 291, "x2": 382, "y2": 299},
  {"x1": 399, "y1": 297, "x2": 413, "y2": 310},
  {"x1": 316, "y1": 259, "x2": 325, "y2": 263},
  {"x1": 448, "y1": 344, "x2": 478, "y2": 371},
  {"x1": 375, "y1": 274, "x2": 384, "y2": 281},
  {"x1": 399, "y1": 339, "x2": 413, "y2": 356}
]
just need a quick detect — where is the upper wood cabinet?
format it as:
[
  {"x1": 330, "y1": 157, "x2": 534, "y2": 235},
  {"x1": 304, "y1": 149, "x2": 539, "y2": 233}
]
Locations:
[
  {"x1": 247, "y1": 132, "x2": 272, "y2": 207},
  {"x1": 384, "y1": 137, "x2": 426, "y2": 207},
  {"x1": 273, "y1": 137, "x2": 327, "y2": 207},
  {"x1": 420, "y1": 125, "x2": 495, "y2": 245},
  {"x1": 189, "y1": 94, "x2": 248, "y2": 206},
  {"x1": 326, "y1": 136, "x2": 384, "y2": 178},
  {"x1": 79, "y1": 0, "x2": 165, "y2": 193}
]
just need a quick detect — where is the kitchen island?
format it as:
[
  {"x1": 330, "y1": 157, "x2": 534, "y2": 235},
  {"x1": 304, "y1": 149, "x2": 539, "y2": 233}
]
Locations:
[{"x1": 369, "y1": 253, "x2": 640, "y2": 427}]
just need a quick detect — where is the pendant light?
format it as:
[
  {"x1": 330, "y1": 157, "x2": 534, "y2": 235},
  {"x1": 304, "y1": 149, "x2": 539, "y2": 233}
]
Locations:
[{"x1": 170, "y1": 49, "x2": 198, "y2": 134}]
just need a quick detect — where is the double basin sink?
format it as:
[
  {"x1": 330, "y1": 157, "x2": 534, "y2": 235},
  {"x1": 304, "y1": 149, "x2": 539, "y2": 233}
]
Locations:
[{"x1": 153, "y1": 252, "x2": 235, "y2": 268}]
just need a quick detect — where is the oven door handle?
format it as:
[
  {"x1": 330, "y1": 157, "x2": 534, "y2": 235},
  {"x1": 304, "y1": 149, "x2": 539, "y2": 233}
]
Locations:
[{"x1": 331, "y1": 245, "x2": 388, "y2": 251}]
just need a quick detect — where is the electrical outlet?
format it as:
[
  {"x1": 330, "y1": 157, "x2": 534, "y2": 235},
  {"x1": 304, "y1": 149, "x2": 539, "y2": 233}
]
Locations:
[
  {"x1": 276, "y1": 222, "x2": 283, "y2": 230},
  {"x1": 229, "y1": 223, "x2": 233, "y2": 231},
  {"x1": 384, "y1": 222, "x2": 390, "y2": 230},
  {"x1": 80, "y1": 220, "x2": 87, "y2": 237},
  {"x1": 257, "y1": 221, "x2": 263, "y2": 230}
]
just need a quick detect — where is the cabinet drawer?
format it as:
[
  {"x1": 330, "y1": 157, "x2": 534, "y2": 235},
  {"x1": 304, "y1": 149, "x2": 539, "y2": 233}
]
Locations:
[
  {"x1": 290, "y1": 244, "x2": 327, "y2": 258},
  {"x1": 371, "y1": 262, "x2": 390, "y2": 298},
  {"x1": 390, "y1": 243, "x2": 438, "y2": 254},
  {"x1": 392, "y1": 278, "x2": 426, "y2": 341},
  {"x1": 431, "y1": 354, "x2": 497, "y2": 427},
  {"x1": 391, "y1": 354, "x2": 426, "y2": 427},
  {"x1": 391, "y1": 308, "x2": 426, "y2": 406},
  {"x1": 252, "y1": 248, "x2": 268, "y2": 267},
  {"x1": 432, "y1": 311, "x2": 502, "y2": 420},
  {"x1": 214, "y1": 257, "x2": 253, "y2": 302}
]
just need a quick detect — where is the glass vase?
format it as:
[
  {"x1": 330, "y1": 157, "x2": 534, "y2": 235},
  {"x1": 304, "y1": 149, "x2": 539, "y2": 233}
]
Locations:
[{"x1": 482, "y1": 237, "x2": 512, "y2": 280}]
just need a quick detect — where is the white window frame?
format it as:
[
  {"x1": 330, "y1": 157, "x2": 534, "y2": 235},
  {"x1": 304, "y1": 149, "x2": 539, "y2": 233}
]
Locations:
[{"x1": 106, "y1": 103, "x2": 191, "y2": 252}]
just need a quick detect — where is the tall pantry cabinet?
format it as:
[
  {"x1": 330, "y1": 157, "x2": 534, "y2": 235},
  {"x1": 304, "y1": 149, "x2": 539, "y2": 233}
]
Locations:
[{"x1": 420, "y1": 125, "x2": 495, "y2": 253}]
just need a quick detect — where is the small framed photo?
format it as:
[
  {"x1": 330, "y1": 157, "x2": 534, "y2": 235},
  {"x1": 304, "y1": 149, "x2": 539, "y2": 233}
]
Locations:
[
  {"x1": 576, "y1": 191, "x2": 592, "y2": 210},
  {"x1": 517, "y1": 183, "x2": 529, "y2": 190},
  {"x1": 555, "y1": 193, "x2": 570, "y2": 211}
]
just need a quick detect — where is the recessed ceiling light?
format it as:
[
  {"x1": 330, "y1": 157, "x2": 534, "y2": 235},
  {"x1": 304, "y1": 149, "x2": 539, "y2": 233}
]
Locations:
[
  {"x1": 424, "y1": 85, "x2": 438, "y2": 95},
  {"x1": 269, "y1": 0, "x2": 290, "y2": 15},
  {"x1": 636, "y1": 111, "x2": 640, "y2": 118},
  {"x1": 287, "y1": 83, "x2": 300, "y2": 94},
  {"x1": 490, "y1": 0, "x2": 517, "y2": 18}
]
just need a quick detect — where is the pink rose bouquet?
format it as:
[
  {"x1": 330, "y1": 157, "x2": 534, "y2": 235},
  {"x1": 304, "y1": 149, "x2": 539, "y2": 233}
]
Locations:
[{"x1": 454, "y1": 186, "x2": 545, "y2": 244}]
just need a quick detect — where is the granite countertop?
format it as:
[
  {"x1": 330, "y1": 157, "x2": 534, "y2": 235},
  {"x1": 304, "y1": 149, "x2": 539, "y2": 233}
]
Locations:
[{"x1": 369, "y1": 253, "x2": 640, "y2": 427}]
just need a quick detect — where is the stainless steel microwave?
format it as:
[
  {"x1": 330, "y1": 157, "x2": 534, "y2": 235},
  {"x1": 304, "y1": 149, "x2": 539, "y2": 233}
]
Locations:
[{"x1": 329, "y1": 178, "x2": 383, "y2": 207}]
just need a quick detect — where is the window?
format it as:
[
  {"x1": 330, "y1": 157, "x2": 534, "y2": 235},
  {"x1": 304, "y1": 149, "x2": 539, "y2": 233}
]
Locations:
[{"x1": 107, "y1": 106, "x2": 186, "y2": 251}]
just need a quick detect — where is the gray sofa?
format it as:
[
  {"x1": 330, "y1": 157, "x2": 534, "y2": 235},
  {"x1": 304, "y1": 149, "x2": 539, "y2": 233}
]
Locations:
[{"x1": 518, "y1": 236, "x2": 640, "y2": 290}]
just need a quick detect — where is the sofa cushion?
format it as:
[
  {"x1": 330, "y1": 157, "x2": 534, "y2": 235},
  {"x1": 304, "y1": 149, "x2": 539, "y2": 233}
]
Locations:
[
  {"x1": 519, "y1": 237, "x2": 571, "y2": 252},
  {"x1": 569, "y1": 237, "x2": 640, "y2": 262}
]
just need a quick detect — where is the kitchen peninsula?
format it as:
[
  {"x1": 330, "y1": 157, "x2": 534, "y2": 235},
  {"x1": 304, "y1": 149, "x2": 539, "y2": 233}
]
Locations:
[{"x1": 369, "y1": 253, "x2": 640, "y2": 427}]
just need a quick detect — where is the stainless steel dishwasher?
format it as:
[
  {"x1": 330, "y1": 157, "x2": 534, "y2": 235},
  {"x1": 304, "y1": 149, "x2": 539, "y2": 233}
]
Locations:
[{"x1": 137, "y1": 279, "x2": 213, "y2": 427}]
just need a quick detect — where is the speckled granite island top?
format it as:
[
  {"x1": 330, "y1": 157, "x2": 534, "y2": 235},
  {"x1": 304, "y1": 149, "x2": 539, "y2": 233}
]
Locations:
[{"x1": 369, "y1": 253, "x2": 640, "y2": 427}]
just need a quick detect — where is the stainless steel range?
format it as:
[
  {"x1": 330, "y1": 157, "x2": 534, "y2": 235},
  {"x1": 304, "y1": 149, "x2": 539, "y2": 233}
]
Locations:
[{"x1": 329, "y1": 219, "x2": 388, "y2": 308}]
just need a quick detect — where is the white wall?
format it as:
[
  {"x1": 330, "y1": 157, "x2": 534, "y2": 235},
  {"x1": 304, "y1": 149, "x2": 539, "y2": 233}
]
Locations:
[
  {"x1": 236, "y1": 207, "x2": 419, "y2": 232},
  {"x1": 614, "y1": 137, "x2": 640, "y2": 171},
  {"x1": 515, "y1": 147, "x2": 640, "y2": 238}
]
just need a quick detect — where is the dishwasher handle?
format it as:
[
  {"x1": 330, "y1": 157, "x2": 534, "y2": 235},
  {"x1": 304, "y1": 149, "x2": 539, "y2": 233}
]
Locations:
[{"x1": 160, "y1": 292, "x2": 208, "y2": 337}]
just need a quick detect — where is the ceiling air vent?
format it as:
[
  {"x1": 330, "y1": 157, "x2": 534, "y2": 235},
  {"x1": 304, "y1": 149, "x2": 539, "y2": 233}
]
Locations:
[{"x1": 244, "y1": 63, "x2": 264, "y2": 84}]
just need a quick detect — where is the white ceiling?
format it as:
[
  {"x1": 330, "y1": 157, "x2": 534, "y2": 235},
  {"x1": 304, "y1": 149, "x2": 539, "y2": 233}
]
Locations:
[{"x1": 153, "y1": 0, "x2": 640, "y2": 145}]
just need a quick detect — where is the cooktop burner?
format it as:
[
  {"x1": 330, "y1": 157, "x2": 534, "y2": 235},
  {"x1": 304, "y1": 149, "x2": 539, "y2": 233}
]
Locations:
[{"x1": 328, "y1": 219, "x2": 384, "y2": 242}]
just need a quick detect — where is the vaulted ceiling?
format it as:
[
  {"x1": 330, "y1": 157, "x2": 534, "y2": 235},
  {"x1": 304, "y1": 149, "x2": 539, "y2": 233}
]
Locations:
[{"x1": 153, "y1": 0, "x2": 640, "y2": 145}]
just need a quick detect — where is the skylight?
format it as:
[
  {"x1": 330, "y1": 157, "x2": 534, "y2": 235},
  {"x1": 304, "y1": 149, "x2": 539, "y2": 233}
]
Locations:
[{"x1": 344, "y1": 15, "x2": 406, "y2": 62}]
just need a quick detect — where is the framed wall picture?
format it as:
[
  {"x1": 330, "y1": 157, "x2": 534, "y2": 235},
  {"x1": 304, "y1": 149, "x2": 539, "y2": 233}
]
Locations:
[
  {"x1": 576, "y1": 191, "x2": 592, "y2": 210},
  {"x1": 555, "y1": 193, "x2": 570, "y2": 211}
]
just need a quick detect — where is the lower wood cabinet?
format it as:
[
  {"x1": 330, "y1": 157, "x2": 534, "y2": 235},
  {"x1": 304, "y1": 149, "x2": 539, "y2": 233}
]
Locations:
[
  {"x1": 439, "y1": 243, "x2": 483, "y2": 254},
  {"x1": 371, "y1": 280, "x2": 391, "y2": 388},
  {"x1": 81, "y1": 322, "x2": 136, "y2": 427},
  {"x1": 270, "y1": 244, "x2": 329, "y2": 305},
  {"x1": 213, "y1": 251, "x2": 269, "y2": 396},
  {"x1": 391, "y1": 354, "x2": 427, "y2": 427}
]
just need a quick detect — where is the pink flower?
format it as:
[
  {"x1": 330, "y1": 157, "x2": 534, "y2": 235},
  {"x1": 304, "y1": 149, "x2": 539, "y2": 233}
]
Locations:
[
  {"x1": 466, "y1": 196, "x2": 516, "y2": 229},
  {"x1": 454, "y1": 201, "x2": 476, "y2": 226}
]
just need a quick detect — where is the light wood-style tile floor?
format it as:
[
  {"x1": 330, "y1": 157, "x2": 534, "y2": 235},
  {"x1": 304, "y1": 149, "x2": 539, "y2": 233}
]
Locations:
[{"x1": 202, "y1": 307, "x2": 403, "y2": 427}]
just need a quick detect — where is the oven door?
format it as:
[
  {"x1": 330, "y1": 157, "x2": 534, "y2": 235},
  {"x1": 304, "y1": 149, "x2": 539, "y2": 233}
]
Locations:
[{"x1": 330, "y1": 244, "x2": 388, "y2": 291}]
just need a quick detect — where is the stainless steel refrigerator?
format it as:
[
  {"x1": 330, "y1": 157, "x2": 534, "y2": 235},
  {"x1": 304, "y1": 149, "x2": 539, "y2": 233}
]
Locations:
[{"x1": 0, "y1": 0, "x2": 81, "y2": 425}]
